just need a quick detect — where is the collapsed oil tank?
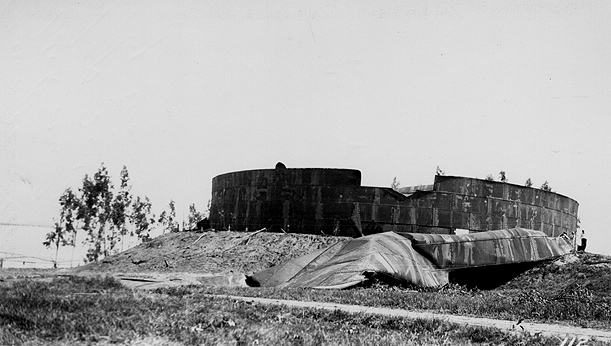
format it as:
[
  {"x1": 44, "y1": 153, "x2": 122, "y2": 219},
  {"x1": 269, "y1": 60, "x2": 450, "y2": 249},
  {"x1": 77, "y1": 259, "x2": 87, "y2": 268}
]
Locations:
[{"x1": 209, "y1": 163, "x2": 579, "y2": 238}]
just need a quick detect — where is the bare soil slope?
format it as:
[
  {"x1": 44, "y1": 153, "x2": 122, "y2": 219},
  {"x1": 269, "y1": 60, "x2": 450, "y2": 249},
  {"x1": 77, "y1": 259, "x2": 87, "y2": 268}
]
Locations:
[
  {"x1": 74, "y1": 230, "x2": 611, "y2": 286},
  {"x1": 74, "y1": 230, "x2": 611, "y2": 294},
  {"x1": 75, "y1": 230, "x2": 350, "y2": 275},
  {"x1": 501, "y1": 251, "x2": 611, "y2": 297}
]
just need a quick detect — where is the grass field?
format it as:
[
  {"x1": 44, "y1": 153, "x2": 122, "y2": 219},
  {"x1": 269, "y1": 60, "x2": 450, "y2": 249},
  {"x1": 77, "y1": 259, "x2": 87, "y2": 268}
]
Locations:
[
  {"x1": 3, "y1": 231, "x2": 610, "y2": 345},
  {"x1": 200, "y1": 279, "x2": 611, "y2": 330},
  {"x1": 2, "y1": 275, "x2": 610, "y2": 346}
]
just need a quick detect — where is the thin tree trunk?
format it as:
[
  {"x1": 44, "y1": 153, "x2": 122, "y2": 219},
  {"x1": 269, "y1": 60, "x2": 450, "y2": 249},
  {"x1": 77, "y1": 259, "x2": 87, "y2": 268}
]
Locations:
[
  {"x1": 71, "y1": 244, "x2": 75, "y2": 268},
  {"x1": 102, "y1": 225, "x2": 107, "y2": 258},
  {"x1": 54, "y1": 237, "x2": 60, "y2": 268}
]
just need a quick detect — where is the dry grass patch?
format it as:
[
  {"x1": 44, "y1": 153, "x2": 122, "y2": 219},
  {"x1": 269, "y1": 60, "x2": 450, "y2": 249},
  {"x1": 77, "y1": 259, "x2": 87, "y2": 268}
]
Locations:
[{"x1": 1, "y1": 276, "x2": 590, "y2": 346}]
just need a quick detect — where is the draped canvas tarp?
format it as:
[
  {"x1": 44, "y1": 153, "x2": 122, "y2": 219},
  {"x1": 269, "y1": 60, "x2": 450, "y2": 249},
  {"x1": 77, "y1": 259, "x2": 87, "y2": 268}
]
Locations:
[
  {"x1": 400, "y1": 228, "x2": 573, "y2": 270},
  {"x1": 249, "y1": 228, "x2": 572, "y2": 289}
]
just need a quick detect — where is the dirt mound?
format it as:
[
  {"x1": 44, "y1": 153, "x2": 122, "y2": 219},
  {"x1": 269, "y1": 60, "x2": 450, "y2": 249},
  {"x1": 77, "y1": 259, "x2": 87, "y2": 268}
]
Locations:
[
  {"x1": 501, "y1": 252, "x2": 611, "y2": 297},
  {"x1": 75, "y1": 230, "x2": 350, "y2": 275},
  {"x1": 73, "y1": 231, "x2": 611, "y2": 295}
]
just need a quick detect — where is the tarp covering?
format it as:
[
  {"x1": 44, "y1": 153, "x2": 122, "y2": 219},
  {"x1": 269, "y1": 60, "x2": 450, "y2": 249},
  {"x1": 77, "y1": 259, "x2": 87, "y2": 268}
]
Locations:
[
  {"x1": 249, "y1": 228, "x2": 572, "y2": 289},
  {"x1": 401, "y1": 228, "x2": 573, "y2": 270}
]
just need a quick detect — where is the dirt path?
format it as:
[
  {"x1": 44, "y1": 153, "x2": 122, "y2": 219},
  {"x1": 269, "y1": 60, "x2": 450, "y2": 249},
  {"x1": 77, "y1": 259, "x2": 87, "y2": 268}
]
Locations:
[
  {"x1": 208, "y1": 294, "x2": 611, "y2": 343},
  {"x1": 44, "y1": 271, "x2": 611, "y2": 343},
  {"x1": 111, "y1": 272, "x2": 248, "y2": 290}
]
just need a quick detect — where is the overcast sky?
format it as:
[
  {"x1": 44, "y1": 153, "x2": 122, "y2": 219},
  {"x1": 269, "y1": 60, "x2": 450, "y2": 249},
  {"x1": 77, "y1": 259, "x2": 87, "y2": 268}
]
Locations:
[{"x1": 2, "y1": 1, "x2": 610, "y2": 257}]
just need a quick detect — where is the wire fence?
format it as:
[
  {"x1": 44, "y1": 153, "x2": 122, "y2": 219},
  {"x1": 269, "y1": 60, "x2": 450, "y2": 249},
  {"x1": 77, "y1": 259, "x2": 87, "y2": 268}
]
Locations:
[
  {"x1": 0, "y1": 251, "x2": 80, "y2": 269},
  {"x1": 0, "y1": 223, "x2": 152, "y2": 268},
  {"x1": 0, "y1": 223, "x2": 82, "y2": 268},
  {"x1": 0, "y1": 222, "x2": 54, "y2": 228}
]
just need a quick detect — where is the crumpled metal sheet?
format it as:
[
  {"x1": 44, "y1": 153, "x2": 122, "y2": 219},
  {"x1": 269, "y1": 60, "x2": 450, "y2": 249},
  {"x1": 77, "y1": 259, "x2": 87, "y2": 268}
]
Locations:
[
  {"x1": 251, "y1": 231, "x2": 448, "y2": 289},
  {"x1": 249, "y1": 228, "x2": 572, "y2": 289},
  {"x1": 399, "y1": 228, "x2": 573, "y2": 270}
]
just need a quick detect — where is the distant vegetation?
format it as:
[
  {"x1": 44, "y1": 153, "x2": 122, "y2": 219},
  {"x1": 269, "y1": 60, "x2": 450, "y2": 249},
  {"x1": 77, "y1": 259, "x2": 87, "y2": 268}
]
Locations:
[
  {"x1": 390, "y1": 177, "x2": 400, "y2": 191},
  {"x1": 540, "y1": 180, "x2": 553, "y2": 192},
  {"x1": 477, "y1": 170, "x2": 552, "y2": 191},
  {"x1": 44, "y1": 163, "x2": 206, "y2": 265},
  {"x1": 403, "y1": 168, "x2": 553, "y2": 193},
  {"x1": 44, "y1": 164, "x2": 157, "y2": 264}
]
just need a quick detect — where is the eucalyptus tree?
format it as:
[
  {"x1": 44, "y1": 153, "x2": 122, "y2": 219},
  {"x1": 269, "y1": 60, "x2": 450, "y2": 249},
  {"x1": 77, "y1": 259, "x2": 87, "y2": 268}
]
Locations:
[
  {"x1": 131, "y1": 196, "x2": 155, "y2": 242},
  {"x1": 111, "y1": 166, "x2": 132, "y2": 252},
  {"x1": 158, "y1": 200, "x2": 179, "y2": 234},
  {"x1": 47, "y1": 163, "x2": 157, "y2": 263},
  {"x1": 80, "y1": 164, "x2": 114, "y2": 262},
  {"x1": 187, "y1": 203, "x2": 205, "y2": 231},
  {"x1": 43, "y1": 187, "x2": 80, "y2": 267}
]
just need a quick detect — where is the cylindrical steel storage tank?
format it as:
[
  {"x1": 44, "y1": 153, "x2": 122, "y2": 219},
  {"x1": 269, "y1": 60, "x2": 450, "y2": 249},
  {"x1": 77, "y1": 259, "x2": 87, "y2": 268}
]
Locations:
[
  {"x1": 209, "y1": 166, "x2": 362, "y2": 234},
  {"x1": 209, "y1": 166, "x2": 580, "y2": 239},
  {"x1": 431, "y1": 175, "x2": 580, "y2": 236}
]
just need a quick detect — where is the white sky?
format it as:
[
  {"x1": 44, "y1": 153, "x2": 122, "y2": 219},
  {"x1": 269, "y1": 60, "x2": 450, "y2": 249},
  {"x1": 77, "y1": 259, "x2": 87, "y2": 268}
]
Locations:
[{"x1": 1, "y1": 1, "x2": 610, "y2": 257}]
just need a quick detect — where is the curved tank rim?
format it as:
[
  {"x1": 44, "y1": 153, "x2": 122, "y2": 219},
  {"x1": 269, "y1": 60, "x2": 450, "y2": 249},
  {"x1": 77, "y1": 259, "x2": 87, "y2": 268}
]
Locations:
[
  {"x1": 436, "y1": 175, "x2": 578, "y2": 203},
  {"x1": 212, "y1": 167, "x2": 362, "y2": 180}
]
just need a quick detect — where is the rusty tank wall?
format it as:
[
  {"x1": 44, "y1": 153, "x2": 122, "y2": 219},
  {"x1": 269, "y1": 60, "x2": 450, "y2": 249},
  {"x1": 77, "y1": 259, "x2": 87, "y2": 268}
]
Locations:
[
  {"x1": 209, "y1": 167, "x2": 366, "y2": 235},
  {"x1": 426, "y1": 175, "x2": 579, "y2": 236},
  {"x1": 209, "y1": 168, "x2": 579, "y2": 238},
  {"x1": 381, "y1": 176, "x2": 579, "y2": 236}
]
